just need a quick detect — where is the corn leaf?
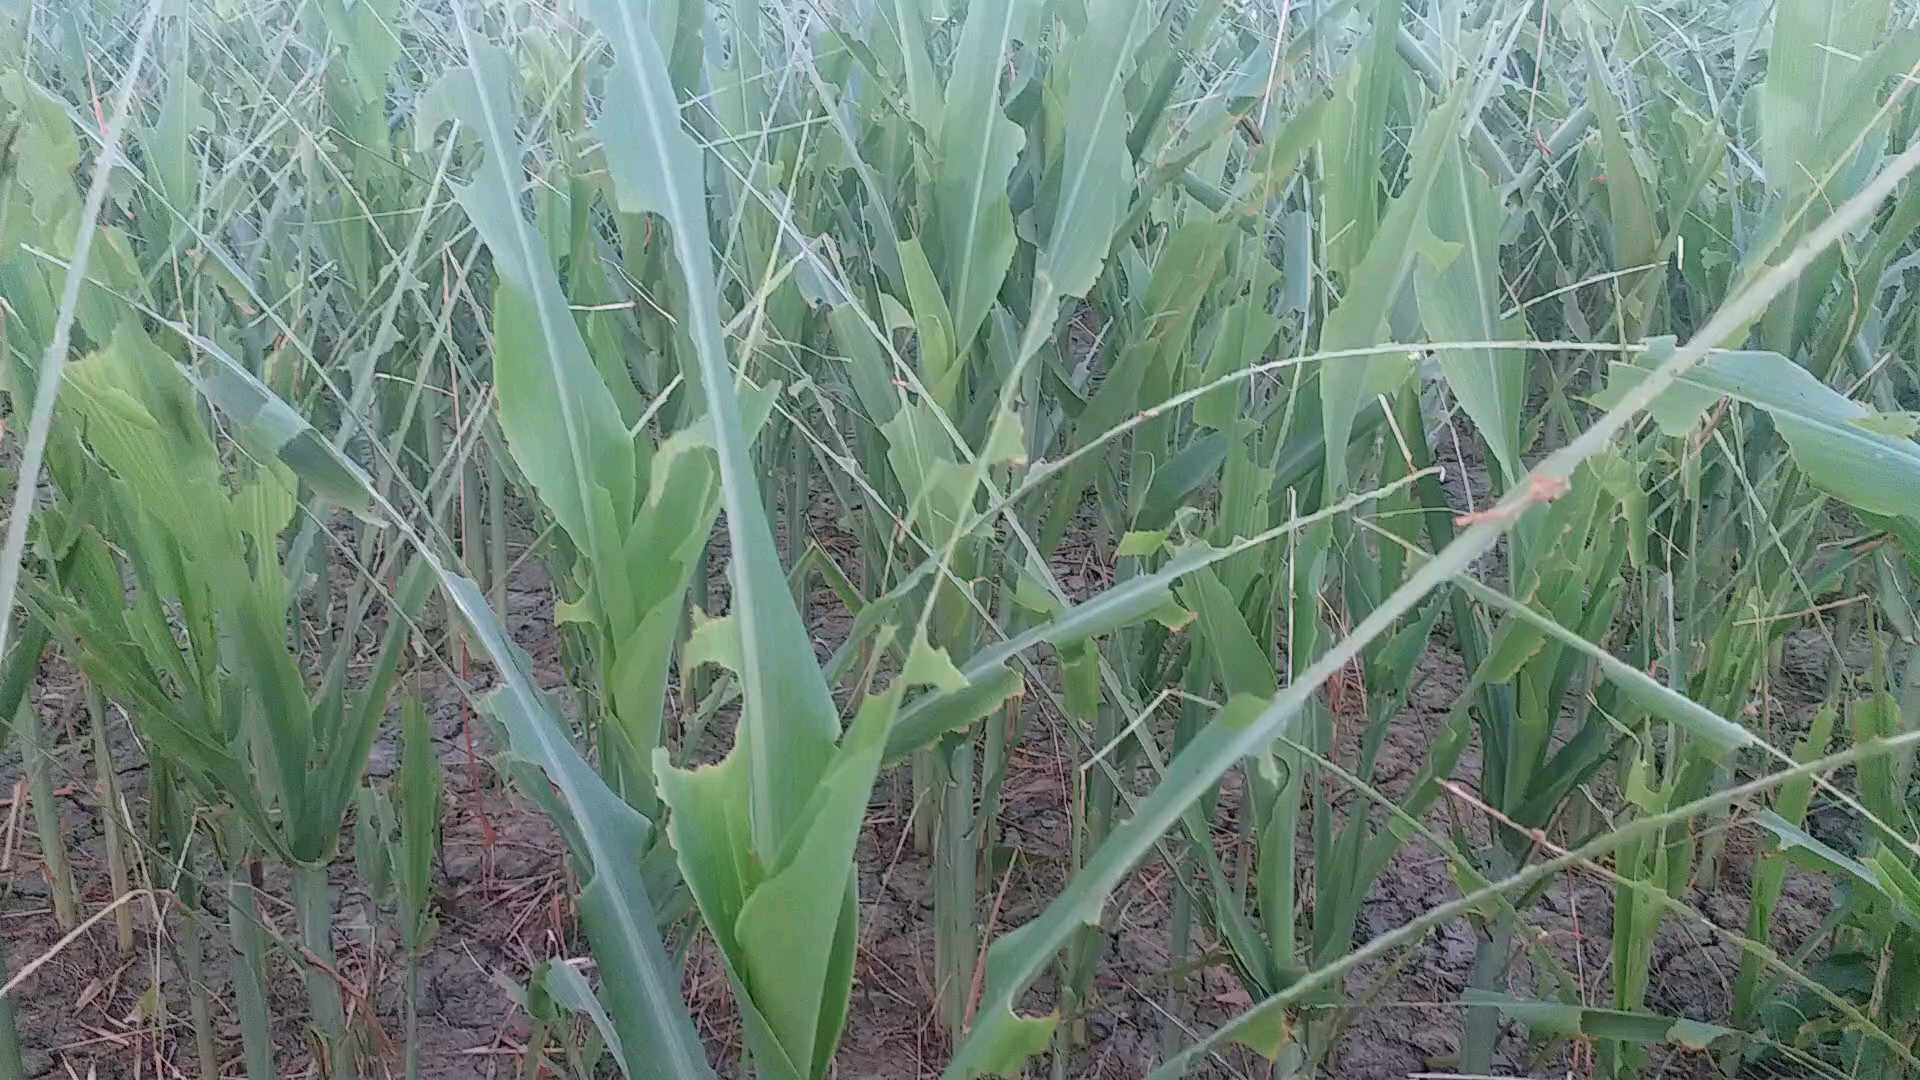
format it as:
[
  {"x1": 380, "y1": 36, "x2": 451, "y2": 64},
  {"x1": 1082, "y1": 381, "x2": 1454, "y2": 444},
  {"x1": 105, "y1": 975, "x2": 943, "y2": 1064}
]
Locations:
[
  {"x1": 1320, "y1": 83, "x2": 1470, "y2": 490},
  {"x1": 1319, "y1": 0, "x2": 1402, "y2": 274},
  {"x1": 159, "y1": 291, "x2": 716, "y2": 1078},
  {"x1": 578, "y1": 6, "x2": 884, "y2": 1077},
  {"x1": 1036, "y1": 0, "x2": 1152, "y2": 304},
  {"x1": 1760, "y1": 0, "x2": 1890, "y2": 192},
  {"x1": 416, "y1": 44, "x2": 636, "y2": 578},
  {"x1": 932, "y1": 0, "x2": 1028, "y2": 356},
  {"x1": 1752, "y1": 810, "x2": 1913, "y2": 923},
  {"x1": 454, "y1": 572, "x2": 717, "y2": 1080},
  {"x1": 581, "y1": 0, "x2": 841, "y2": 856},
  {"x1": 1587, "y1": 52, "x2": 1658, "y2": 336},
  {"x1": 177, "y1": 327, "x2": 374, "y2": 515},
  {"x1": 1461, "y1": 990, "x2": 1734, "y2": 1050},
  {"x1": 1447, "y1": 570, "x2": 1755, "y2": 758},
  {"x1": 1598, "y1": 340, "x2": 1920, "y2": 525},
  {"x1": 1415, "y1": 142, "x2": 1525, "y2": 485}
]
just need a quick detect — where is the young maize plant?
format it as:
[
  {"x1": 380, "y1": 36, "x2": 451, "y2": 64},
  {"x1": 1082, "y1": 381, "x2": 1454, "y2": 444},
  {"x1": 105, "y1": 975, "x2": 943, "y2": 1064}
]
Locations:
[
  {"x1": 1734, "y1": 653, "x2": 1920, "y2": 1079},
  {"x1": 354, "y1": 694, "x2": 441, "y2": 1080},
  {"x1": 22, "y1": 316, "x2": 429, "y2": 1076}
]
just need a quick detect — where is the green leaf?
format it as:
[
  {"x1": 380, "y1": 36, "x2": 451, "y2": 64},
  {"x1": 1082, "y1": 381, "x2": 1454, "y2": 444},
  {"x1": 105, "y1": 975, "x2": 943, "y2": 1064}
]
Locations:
[
  {"x1": 896, "y1": 236, "x2": 960, "y2": 411},
  {"x1": 578, "y1": 0, "x2": 842, "y2": 863},
  {"x1": 543, "y1": 961, "x2": 626, "y2": 1066},
  {"x1": 1115, "y1": 530, "x2": 1167, "y2": 557},
  {"x1": 1320, "y1": 82, "x2": 1471, "y2": 490},
  {"x1": 1461, "y1": 990, "x2": 1734, "y2": 1049},
  {"x1": 1449, "y1": 571, "x2": 1755, "y2": 757},
  {"x1": 1853, "y1": 411, "x2": 1920, "y2": 439},
  {"x1": 1177, "y1": 565, "x2": 1277, "y2": 700},
  {"x1": 147, "y1": 60, "x2": 208, "y2": 218},
  {"x1": 1037, "y1": 0, "x2": 1151, "y2": 303},
  {"x1": 454, "y1": 570, "x2": 716, "y2": 1080},
  {"x1": 1319, "y1": 0, "x2": 1402, "y2": 273},
  {"x1": 0, "y1": 619, "x2": 50, "y2": 751},
  {"x1": 162, "y1": 240, "x2": 714, "y2": 1079},
  {"x1": 932, "y1": 0, "x2": 1027, "y2": 356},
  {"x1": 396, "y1": 691, "x2": 439, "y2": 934},
  {"x1": 1415, "y1": 142, "x2": 1525, "y2": 485},
  {"x1": 1599, "y1": 340, "x2": 1920, "y2": 524},
  {"x1": 1752, "y1": 810, "x2": 1912, "y2": 921},
  {"x1": 171, "y1": 325, "x2": 375, "y2": 515},
  {"x1": 949, "y1": 699, "x2": 1273, "y2": 1077},
  {"x1": 1194, "y1": 299, "x2": 1280, "y2": 432},
  {"x1": 731, "y1": 685, "x2": 897, "y2": 1078},
  {"x1": 904, "y1": 629, "x2": 968, "y2": 692},
  {"x1": 1587, "y1": 51, "x2": 1658, "y2": 336},
  {"x1": 1760, "y1": 0, "x2": 1892, "y2": 195},
  {"x1": 417, "y1": 46, "x2": 637, "y2": 569},
  {"x1": 296, "y1": 560, "x2": 432, "y2": 862}
]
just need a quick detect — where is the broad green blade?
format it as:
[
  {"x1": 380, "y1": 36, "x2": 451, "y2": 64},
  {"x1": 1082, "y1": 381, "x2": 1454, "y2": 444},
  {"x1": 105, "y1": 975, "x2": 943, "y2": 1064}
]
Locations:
[
  {"x1": 454, "y1": 572, "x2": 716, "y2": 1080},
  {"x1": 1318, "y1": 0, "x2": 1402, "y2": 274},
  {"x1": 1461, "y1": 991, "x2": 1734, "y2": 1051},
  {"x1": 731, "y1": 685, "x2": 898, "y2": 1077},
  {"x1": 544, "y1": 961, "x2": 627, "y2": 1066},
  {"x1": 1036, "y1": 0, "x2": 1152, "y2": 305},
  {"x1": 159, "y1": 314, "x2": 714, "y2": 1080},
  {"x1": 1178, "y1": 564, "x2": 1277, "y2": 700},
  {"x1": 175, "y1": 325, "x2": 374, "y2": 515},
  {"x1": 1446, "y1": 566, "x2": 1755, "y2": 758},
  {"x1": 581, "y1": 0, "x2": 840, "y2": 859},
  {"x1": 895, "y1": 237, "x2": 960, "y2": 411},
  {"x1": 1599, "y1": 340, "x2": 1920, "y2": 526},
  {"x1": 1760, "y1": 0, "x2": 1889, "y2": 193},
  {"x1": 1319, "y1": 83, "x2": 1469, "y2": 490},
  {"x1": 889, "y1": 472, "x2": 1428, "y2": 762},
  {"x1": 932, "y1": 0, "x2": 1028, "y2": 357},
  {"x1": 947, "y1": 696, "x2": 1269, "y2": 1078},
  {"x1": 416, "y1": 43, "x2": 636, "y2": 574},
  {"x1": 1752, "y1": 810, "x2": 1888, "y2": 904},
  {"x1": 1414, "y1": 142, "x2": 1524, "y2": 486},
  {"x1": 1586, "y1": 52, "x2": 1658, "y2": 338},
  {"x1": 298, "y1": 561, "x2": 432, "y2": 862}
]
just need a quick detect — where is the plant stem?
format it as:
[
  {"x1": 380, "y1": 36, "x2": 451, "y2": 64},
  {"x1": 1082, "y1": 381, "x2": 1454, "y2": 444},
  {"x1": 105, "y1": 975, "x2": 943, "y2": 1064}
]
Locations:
[
  {"x1": 1160, "y1": 862, "x2": 1194, "y2": 1071},
  {"x1": 181, "y1": 904, "x2": 220, "y2": 1080},
  {"x1": 229, "y1": 860, "x2": 276, "y2": 1080},
  {"x1": 933, "y1": 733, "x2": 976, "y2": 1035},
  {"x1": 786, "y1": 420, "x2": 810, "y2": 623},
  {"x1": 1458, "y1": 919, "x2": 1513, "y2": 1074},
  {"x1": 404, "y1": 950, "x2": 423, "y2": 1080},
  {"x1": 16, "y1": 697, "x2": 76, "y2": 930},
  {"x1": 519, "y1": 1014, "x2": 549, "y2": 1080},
  {"x1": 912, "y1": 750, "x2": 935, "y2": 854},
  {"x1": 488, "y1": 445, "x2": 508, "y2": 620},
  {"x1": 0, "y1": 926, "x2": 24, "y2": 1080},
  {"x1": 293, "y1": 861, "x2": 348, "y2": 1075},
  {"x1": 1062, "y1": 695, "x2": 1121, "y2": 1050},
  {"x1": 976, "y1": 700, "x2": 1009, "y2": 875},
  {"x1": 83, "y1": 683, "x2": 134, "y2": 952}
]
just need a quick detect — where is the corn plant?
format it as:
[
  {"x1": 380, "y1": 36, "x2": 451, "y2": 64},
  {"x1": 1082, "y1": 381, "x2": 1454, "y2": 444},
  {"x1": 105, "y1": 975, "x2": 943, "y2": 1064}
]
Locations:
[
  {"x1": 354, "y1": 694, "x2": 440, "y2": 1080},
  {"x1": 23, "y1": 316, "x2": 429, "y2": 1075},
  {"x1": 1734, "y1": 652, "x2": 1920, "y2": 1078}
]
